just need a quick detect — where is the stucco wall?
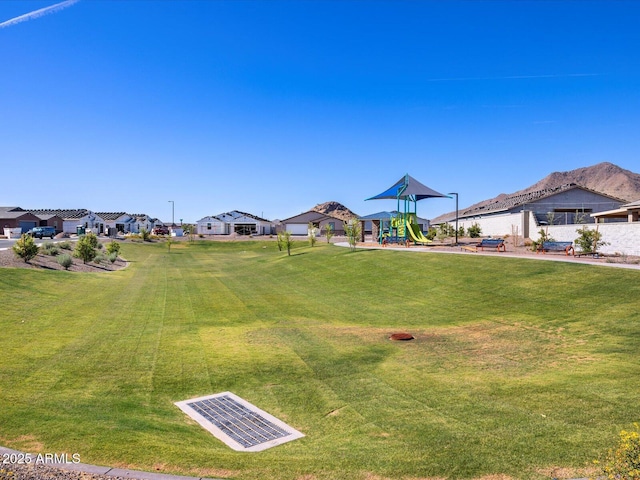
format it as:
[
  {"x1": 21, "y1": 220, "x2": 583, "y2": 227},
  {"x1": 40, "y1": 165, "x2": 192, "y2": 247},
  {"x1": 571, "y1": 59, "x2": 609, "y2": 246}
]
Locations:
[
  {"x1": 448, "y1": 212, "x2": 525, "y2": 238},
  {"x1": 546, "y1": 223, "x2": 640, "y2": 256}
]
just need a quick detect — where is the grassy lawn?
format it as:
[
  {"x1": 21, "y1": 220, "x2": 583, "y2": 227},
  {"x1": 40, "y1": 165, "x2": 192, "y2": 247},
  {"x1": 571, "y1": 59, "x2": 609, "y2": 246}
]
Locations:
[{"x1": 0, "y1": 240, "x2": 638, "y2": 479}]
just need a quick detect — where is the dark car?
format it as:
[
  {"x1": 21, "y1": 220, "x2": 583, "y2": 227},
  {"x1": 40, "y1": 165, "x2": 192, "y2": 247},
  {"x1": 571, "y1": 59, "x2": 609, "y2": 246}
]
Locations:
[{"x1": 27, "y1": 226, "x2": 57, "y2": 239}]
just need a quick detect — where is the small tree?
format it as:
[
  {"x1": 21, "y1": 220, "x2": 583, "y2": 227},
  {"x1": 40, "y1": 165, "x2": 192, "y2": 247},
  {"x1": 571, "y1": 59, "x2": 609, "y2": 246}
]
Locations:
[
  {"x1": 280, "y1": 230, "x2": 293, "y2": 256},
  {"x1": 344, "y1": 217, "x2": 361, "y2": 251},
  {"x1": 546, "y1": 211, "x2": 556, "y2": 226},
  {"x1": 575, "y1": 209, "x2": 587, "y2": 224},
  {"x1": 531, "y1": 228, "x2": 554, "y2": 252},
  {"x1": 323, "y1": 223, "x2": 335, "y2": 244},
  {"x1": 140, "y1": 227, "x2": 151, "y2": 242},
  {"x1": 106, "y1": 240, "x2": 121, "y2": 256},
  {"x1": 575, "y1": 225, "x2": 607, "y2": 254},
  {"x1": 74, "y1": 232, "x2": 98, "y2": 264},
  {"x1": 467, "y1": 223, "x2": 482, "y2": 238},
  {"x1": 308, "y1": 222, "x2": 318, "y2": 247},
  {"x1": 12, "y1": 234, "x2": 39, "y2": 263},
  {"x1": 436, "y1": 223, "x2": 452, "y2": 243},
  {"x1": 167, "y1": 235, "x2": 173, "y2": 253}
]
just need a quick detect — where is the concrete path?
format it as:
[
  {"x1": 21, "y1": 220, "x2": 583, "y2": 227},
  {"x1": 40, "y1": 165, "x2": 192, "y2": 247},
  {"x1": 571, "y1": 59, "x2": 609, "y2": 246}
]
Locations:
[{"x1": 334, "y1": 241, "x2": 640, "y2": 270}]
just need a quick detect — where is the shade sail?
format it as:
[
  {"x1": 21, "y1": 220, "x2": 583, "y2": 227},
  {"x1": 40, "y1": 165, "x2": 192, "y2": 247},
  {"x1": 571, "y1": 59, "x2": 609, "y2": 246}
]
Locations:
[{"x1": 366, "y1": 174, "x2": 447, "y2": 201}]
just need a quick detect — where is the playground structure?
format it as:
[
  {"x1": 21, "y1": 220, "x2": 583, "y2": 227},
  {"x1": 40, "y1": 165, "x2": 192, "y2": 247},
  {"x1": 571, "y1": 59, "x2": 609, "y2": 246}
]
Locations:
[{"x1": 366, "y1": 174, "x2": 448, "y2": 245}]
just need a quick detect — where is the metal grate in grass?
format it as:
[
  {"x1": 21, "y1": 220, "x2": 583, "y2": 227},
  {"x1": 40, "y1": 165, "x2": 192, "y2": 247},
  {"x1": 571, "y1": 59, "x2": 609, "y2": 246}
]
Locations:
[{"x1": 175, "y1": 392, "x2": 304, "y2": 452}]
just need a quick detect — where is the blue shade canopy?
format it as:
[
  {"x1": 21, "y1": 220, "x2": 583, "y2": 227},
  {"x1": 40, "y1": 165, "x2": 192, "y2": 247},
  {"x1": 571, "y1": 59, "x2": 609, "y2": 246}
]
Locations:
[{"x1": 366, "y1": 174, "x2": 447, "y2": 201}]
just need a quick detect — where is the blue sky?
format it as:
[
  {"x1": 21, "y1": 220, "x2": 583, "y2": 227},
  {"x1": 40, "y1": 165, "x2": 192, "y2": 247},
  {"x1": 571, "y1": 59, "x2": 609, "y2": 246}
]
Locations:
[{"x1": 2, "y1": 0, "x2": 639, "y2": 223}]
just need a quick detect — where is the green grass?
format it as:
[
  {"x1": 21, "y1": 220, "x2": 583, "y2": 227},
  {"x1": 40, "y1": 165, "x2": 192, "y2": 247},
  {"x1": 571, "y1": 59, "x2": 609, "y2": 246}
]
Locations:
[{"x1": 1, "y1": 240, "x2": 639, "y2": 479}]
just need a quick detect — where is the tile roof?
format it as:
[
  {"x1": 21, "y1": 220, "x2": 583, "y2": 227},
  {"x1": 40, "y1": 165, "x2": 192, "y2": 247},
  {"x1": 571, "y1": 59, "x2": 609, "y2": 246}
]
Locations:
[
  {"x1": 95, "y1": 212, "x2": 130, "y2": 221},
  {"x1": 27, "y1": 209, "x2": 91, "y2": 219},
  {"x1": 437, "y1": 184, "x2": 625, "y2": 222}
]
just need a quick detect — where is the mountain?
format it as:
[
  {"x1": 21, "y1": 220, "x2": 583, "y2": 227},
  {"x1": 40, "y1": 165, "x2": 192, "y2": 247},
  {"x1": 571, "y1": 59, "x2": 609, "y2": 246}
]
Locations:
[
  {"x1": 432, "y1": 162, "x2": 640, "y2": 223},
  {"x1": 311, "y1": 201, "x2": 358, "y2": 221},
  {"x1": 520, "y1": 162, "x2": 640, "y2": 201}
]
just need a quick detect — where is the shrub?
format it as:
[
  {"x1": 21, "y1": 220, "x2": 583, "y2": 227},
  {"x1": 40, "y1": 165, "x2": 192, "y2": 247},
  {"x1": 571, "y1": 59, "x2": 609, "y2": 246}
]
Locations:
[
  {"x1": 40, "y1": 242, "x2": 59, "y2": 256},
  {"x1": 74, "y1": 232, "x2": 98, "y2": 264},
  {"x1": 595, "y1": 424, "x2": 640, "y2": 479},
  {"x1": 531, "y1": 228, "x2": 554, "y2": 252},
  {"x1": 436, "y1": 223, "x2": 453, "y2": 242},
  {"x1": 108, "y1": 252, "x2": 118, "y2": 264},
  {"x1": 57, "y1": 254, "x2": 73, "y2": 270},
  {"x1": 93, "y1": 253, "x2": 108, "y2": 265},
  {"x1": 12, "y1": 234, "x2": 39, "y2": 263},
  {"x1": 575, "y1": 226, "x2": 608, "y2": 254},
  {"x1": 467, "y1": 223, "x2": 482, "y2": 238},
  {"x1": 106, "y1": 240, "x2": 121, "y2": 256},
  {"x1": 58, "y1": 240, "x2": 72, "y2": 250},
  {"x1": 425, "y1": 227, "x2": 437, "y2": 240},
  {"x1": 140, "y1": 228, "x2": 151, "y2": 242}
]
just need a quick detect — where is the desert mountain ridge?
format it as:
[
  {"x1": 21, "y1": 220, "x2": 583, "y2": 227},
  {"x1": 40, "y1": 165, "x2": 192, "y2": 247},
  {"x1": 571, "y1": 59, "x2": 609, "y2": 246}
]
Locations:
[
  {"x1": 432, "y1": 162, "x2": 640, "y2": 223},
  {"x1": 311, "y1": 201, "x2": 358, "y2": 221}
]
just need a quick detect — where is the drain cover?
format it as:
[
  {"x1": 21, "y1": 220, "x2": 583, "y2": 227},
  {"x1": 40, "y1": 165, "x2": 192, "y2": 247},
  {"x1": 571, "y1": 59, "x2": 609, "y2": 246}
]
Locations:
[{"x1": 175, "y1": 392, "x2": 304, "y2": 452}]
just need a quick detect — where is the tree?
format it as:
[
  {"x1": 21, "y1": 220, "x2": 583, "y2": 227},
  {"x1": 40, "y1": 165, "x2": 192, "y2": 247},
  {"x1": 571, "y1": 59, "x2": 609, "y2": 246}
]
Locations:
[
  {"x1": 106, "y1": 240, "x2": 121, "y2": 256},
  {"x1": 308, "y1": 222, "x2": 318, "y2": 247},
  {"x1": 140, "y1": 228, "x2": 151, "y2": 242},
  {"x1": 74, "y1": 232, "x2": 98, "y2": 264},
  {"x1": 575, "y1": 225, "x2": 607, "y2": 254},
  {"x1": 323, "y1": 223, "x2": 335, "y2": 244},
  {"x1": 467, "y1": 223, "x2": 482, "y2": 238},
  {"x1": 278, "y1": 230, "x2": 293, "y2": 256},
  {"x1": 12, "y1": 234, "x2": 39, "y2": 263},
  {"x1": 344, "y1": 217, "x2": 361, "y2": 251}
]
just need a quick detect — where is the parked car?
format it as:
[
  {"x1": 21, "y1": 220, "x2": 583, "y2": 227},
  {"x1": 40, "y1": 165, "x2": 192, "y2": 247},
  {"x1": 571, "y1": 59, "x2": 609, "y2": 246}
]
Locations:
[
  {"x1": 27, "y1": 226, "x2": 56, "y2": 239},
  {"x1": 152, "y1": 226, "x2": 169, "y2": 235}
]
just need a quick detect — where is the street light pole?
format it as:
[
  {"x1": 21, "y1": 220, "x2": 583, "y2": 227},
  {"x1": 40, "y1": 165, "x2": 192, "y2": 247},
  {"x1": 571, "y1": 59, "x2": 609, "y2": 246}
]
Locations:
[
  {"x1": 168, "y1": 200, "x2": 174, "y2": 226},
  {"x1": 448, "y1": 192, "x2": 459, "y2": 246}
]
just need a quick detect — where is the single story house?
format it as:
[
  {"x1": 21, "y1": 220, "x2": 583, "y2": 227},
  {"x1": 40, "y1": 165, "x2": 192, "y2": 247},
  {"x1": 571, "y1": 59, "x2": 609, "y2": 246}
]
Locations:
[
  {"x1": 279, "y1": 210, "x2": 349, "y2": 236},
  {"x1": 35, "y1": 213, "x2": 65, "y2": 232},
  {"x1": 0, "y1": 207, "x2": 42, "y2": 234},
  {"x1": 28, "y1": 209, "x2": 107, "y2": 235},
  {"x1": 431, "y1": 184, "x2": 625, "y2": 238},
  {"x1": 97, "y1": 212, "x2": 137, "y2": 234},
  {"x1": 196, "y1": 211, "x2": 274, "y2": 236},
  {"x1": 131, "y1": 214, "x2": 161, "y2": 233}
]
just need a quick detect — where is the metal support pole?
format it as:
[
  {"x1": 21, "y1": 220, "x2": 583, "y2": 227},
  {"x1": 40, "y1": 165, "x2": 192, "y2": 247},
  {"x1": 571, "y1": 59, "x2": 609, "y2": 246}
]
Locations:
[{"x1": 448, "y1": 193, "x2": 459, "y2": 246}]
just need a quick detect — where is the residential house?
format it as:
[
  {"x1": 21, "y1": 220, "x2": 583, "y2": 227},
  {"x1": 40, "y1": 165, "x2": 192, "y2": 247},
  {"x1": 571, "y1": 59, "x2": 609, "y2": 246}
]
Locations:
[
  {"x1": 196, "y1": 211, "x2": 274, "y2": 236},
  {"x1": 431, "y1": 184, "x2": 625, "y2": 238},
  {"x1": 0, "y1": 207, "x2": 42, "y2": 235}
]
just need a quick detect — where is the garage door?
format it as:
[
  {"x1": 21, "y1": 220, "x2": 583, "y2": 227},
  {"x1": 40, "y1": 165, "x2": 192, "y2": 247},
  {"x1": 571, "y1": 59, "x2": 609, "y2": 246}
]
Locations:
[
  {"x1": 285, "y1": 223, "x2": 308, "y2": 235},
  {"x1": 19, "y1": 221, "x2": 37, "y2": 233}
]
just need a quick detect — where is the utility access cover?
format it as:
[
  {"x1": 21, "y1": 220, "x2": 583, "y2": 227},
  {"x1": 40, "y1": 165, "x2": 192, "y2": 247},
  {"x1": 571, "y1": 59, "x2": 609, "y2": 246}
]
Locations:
[{"x1": 175, "y1": 392, "x2": 304, "y2": 452}]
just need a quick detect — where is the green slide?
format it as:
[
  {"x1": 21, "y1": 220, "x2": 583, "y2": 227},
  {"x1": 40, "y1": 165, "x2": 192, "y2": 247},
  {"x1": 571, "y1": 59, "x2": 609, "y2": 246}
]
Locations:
[{"x1": 407, "y1": 222, "x2": 432, "y2": 245}]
